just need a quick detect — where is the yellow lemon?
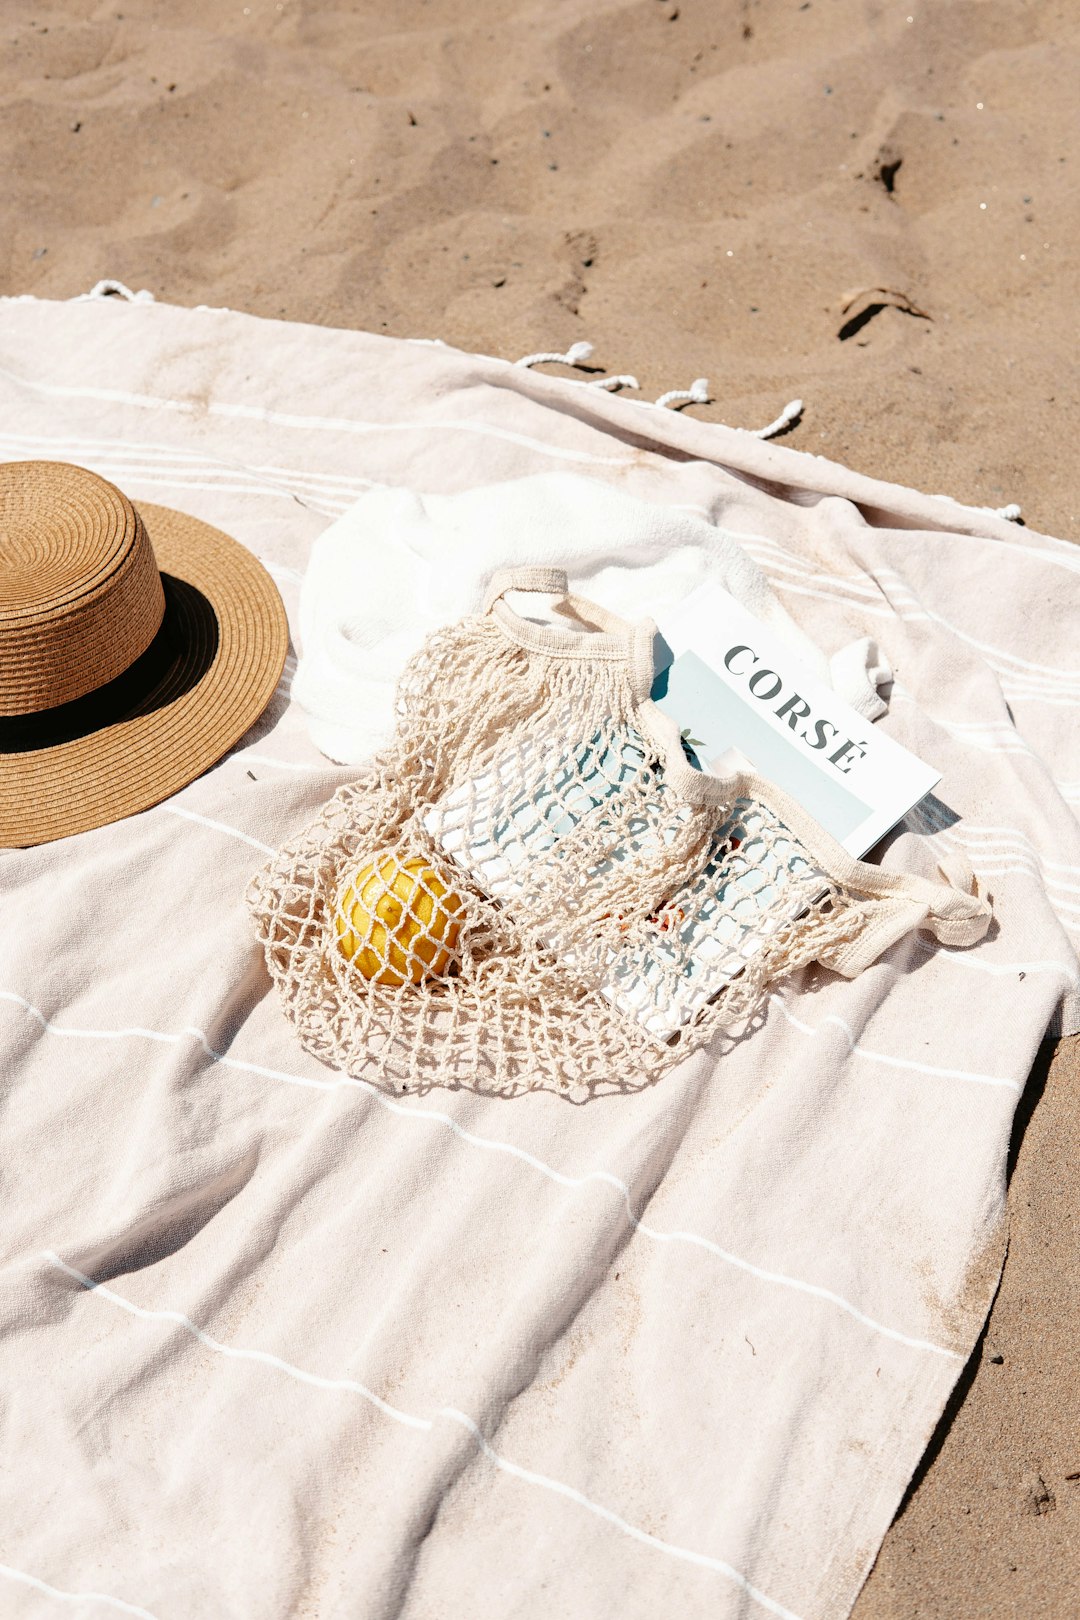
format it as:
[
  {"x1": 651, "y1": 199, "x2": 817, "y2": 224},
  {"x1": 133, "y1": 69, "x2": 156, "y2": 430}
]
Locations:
[{"x1": 334, "y1": 855, "x2": 464, "y2": 987}]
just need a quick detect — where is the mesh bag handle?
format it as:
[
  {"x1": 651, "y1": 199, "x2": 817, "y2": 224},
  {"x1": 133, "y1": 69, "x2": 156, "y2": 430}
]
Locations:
[
  {"x1": 482, "y1": 566, "x2": 570, "y2": 611},
  {"x1": 250, "y1": 573, "x2": 991, "y2": 1101},
  {"x1": 484, "y1": 567, "x2": 657, "y2": 699}
]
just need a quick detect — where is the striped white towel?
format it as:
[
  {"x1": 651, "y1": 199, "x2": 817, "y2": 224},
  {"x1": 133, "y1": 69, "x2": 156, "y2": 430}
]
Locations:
[{"x1": 0, "y1": 290, "x2": 1077, "y2": 1620}]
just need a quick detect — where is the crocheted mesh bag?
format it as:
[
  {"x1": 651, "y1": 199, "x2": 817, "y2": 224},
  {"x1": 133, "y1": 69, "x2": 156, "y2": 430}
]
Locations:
[{"x1": 249, "y1": 567, "x2": 991, "y2": 1101}]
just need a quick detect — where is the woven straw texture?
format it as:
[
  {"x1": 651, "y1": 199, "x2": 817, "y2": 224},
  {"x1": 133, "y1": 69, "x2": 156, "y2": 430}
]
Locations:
[
  {"x1": 0, "y1": 461, "x2": 164, "y2": 713},
  {"x1": 249, "y1": 577, "x2": 990, "y2": 1100},
  {"x1": 0, "y1": 463, "x2": 290, "y2": 847}
]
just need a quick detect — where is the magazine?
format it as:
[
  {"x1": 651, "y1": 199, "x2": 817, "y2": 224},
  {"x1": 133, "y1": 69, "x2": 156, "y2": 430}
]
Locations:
[{"x1": 652, "y1": 579, "x2": 939, "y2": 857}]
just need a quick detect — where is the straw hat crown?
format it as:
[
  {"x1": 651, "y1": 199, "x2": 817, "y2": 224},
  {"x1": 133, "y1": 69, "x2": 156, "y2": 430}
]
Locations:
[
  {"x1": 1, "y1": 462, "x2": 165, "y2": 716},
  {"x1": 0, "y1": 459, "x2": 289, "y2": 848}
]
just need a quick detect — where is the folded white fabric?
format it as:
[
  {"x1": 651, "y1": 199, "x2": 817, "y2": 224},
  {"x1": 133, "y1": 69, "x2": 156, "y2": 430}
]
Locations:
[{"x1": 292, "y1": 472, "x2": 888, "y2": 764}]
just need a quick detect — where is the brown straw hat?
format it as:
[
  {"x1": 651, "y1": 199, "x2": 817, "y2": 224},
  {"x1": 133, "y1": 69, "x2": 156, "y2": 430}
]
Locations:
[{"x1": 1, "y1": 461, "x2": 289, "y2": 847}]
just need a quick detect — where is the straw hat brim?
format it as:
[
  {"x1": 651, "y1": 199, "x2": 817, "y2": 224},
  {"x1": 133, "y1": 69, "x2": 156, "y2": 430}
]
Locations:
[{"x1": 0, "y1": 502, "x2": 289, "y2": 847}]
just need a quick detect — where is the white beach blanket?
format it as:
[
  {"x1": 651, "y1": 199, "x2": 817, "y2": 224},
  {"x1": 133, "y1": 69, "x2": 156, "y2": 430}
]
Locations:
[{"x1": 1, "y1": 291, "x2": 1078, "y2": 1620}]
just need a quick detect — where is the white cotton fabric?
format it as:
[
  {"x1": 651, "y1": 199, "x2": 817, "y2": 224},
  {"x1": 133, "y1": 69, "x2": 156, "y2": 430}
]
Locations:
[
  {"x1": 291, "y1": 474, "x2": 886, "y2": 764},
  {"x1": 1, "y1": 292, "x2": 1079, "y2": 1620}
]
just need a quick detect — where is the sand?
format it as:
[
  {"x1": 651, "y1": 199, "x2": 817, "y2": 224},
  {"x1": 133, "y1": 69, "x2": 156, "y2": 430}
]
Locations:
[{"x1": 3, "y1": 0, "x2": 1079, "y2": 1611}]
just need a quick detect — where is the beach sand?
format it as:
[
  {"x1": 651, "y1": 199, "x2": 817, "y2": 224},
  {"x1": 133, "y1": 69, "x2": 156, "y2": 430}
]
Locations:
[{"x1": 3, "y1": 1, "x2": 1078, "y2": 1611}]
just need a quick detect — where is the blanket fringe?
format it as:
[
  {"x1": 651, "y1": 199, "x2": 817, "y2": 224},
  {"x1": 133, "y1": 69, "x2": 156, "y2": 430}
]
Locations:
[
  {"x1": 656, "y1": 377, "x2": 711, "y2": 409},
  {"x1": 515, "y1": 341, "x2": 594, "y2": 368},
  {"x1": 752, "y1": 399, "x2": 804, "y2": 440},
  {"x1": 79, "y1": 279, "x2": 156, "y2": 303},
  {"x1": 588, "y1": 373, "x2": 640, "y2": 392},
  {"x1": 514, "y1": 347, "x2": 796, "y2": 428},
  {"x1": 515, "y1": 341, "x2": 637, "y2": 393}
]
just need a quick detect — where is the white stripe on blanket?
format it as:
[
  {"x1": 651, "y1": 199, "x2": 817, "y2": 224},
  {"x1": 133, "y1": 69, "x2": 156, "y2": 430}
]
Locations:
[{"x1": 2, "y1": 992, "x2": 968, "y2": 1355}]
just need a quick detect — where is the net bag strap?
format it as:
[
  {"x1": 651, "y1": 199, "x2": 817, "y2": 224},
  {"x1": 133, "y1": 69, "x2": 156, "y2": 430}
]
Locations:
[
  {"x1": 482, "y1": 567, "x2": 570, "y2": 611},
  {"x1": 817, "y1": 852, "x2": 990, "y2": 977},
  {"x1": 483, "y1": 569, "x2": 657, "y2": 699}
]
